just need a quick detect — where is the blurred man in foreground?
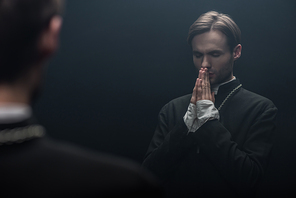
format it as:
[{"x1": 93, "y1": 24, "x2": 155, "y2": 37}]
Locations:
[{"x1": 0, "y1": 0, "x2": 162, "y2": 197}]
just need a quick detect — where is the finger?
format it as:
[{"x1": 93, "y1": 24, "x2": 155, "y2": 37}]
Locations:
[
  {"x1": 204, "y1": 69, "x2": 210, "y2": 99},
  {"x1": 202, "y1": 68, "x2": 212, "y2": 100},
  {"x1": 190, "y1": 78, "x2": 198, "y2": 104},
  {"x1": 201, "y1": 69, "x2": 206, "y2": 99},
  {"x1": 197, "y1": 78, "x2": 202, "y2": 101},
  {"x1": 198, "y1": 68, "x2": 203, "y2": 79},
  {"x1": 200, "y1": 70, "x2": 208, "y2": 100},
  {"x1": 202, "y1": 68, "x2": 207, "y2": 83}
]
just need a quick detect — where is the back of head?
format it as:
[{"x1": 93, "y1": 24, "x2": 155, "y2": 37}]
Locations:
[
  {"x1": 187, "y1": 11, "x2": 241, "y2": 52},
  {"x1": 0, "y1": 0, "x2": 63, "y2": 83}
]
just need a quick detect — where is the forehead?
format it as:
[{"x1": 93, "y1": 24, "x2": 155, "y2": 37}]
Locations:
[{"x1": 191, "y1": 30, "x2": 229, "y2": 52}]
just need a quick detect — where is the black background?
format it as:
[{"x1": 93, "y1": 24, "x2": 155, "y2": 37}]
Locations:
[{"x1": 33, "y1": 0, "x2": 296, "y2": 196}]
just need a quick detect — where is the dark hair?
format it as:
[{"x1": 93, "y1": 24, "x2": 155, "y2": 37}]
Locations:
[
  {"x1": 187, "y1": 11, "x2": 241, "y2": 52},
  {"x1": 0, "y1": 0, "x2": 63, "y2": 83}
]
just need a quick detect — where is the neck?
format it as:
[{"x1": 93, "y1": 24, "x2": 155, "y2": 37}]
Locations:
[
  {"x1": 211, "y1": 76, "x2": 236, "y2": 95},
  {"x1": 0, "y1": 83, "x2": 30, "y2": 105},
  {"x1": 0, "y1": 63, "x2": 43, "y2": 106}
]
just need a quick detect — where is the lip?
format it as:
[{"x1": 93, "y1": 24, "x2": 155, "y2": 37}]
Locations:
[{"x1": 208, "y1": 73, "x2": 214, "y2": 77}]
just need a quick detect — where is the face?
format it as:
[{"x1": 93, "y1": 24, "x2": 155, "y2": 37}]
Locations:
[{"x1": 191, "y1": 30, "x2": 241, "y2": 86}]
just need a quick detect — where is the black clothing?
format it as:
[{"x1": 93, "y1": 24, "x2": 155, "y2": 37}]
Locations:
[
  {"x1": 0, "y1": 117, "x2": 163, "y2": 198},
  {"x1": 143, "y1": 79, "x2": 277, "y2": 197}
]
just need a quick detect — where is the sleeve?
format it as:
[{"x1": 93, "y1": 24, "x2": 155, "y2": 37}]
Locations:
[
  {"x1": 184, "y1": 100, "x2": 219, "y2": 133},
  {"x1": 194, "y1": 103, "x2": 277, "y2": 195},
  {"x1": 142, "y1": 104, "x2": 196, "y2": 181}
]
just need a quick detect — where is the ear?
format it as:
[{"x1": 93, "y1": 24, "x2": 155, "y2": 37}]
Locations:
[
  {"x1": 233, "y1": 44, "x2": 242, "y2": 61},
  {"x1": 38, "y1": 16, "x2": 63, "y2": 59}
]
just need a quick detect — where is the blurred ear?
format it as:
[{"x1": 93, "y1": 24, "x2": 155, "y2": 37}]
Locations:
[
  {"x1": 233, "y1": 44, "x2": 242, "y2": 61},
  {"x1": 38, "y1": 16, "x2": 63, "y2": 59}
]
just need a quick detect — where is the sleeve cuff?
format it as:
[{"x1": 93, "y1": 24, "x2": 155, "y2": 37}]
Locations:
[{"x1": 183, "y1": 100, "x2": 219, "y2": 133}]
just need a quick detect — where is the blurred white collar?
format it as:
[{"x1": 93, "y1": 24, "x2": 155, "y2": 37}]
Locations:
[{"x1": 0, "y1": 103, "x2": 32, "y2": 124}]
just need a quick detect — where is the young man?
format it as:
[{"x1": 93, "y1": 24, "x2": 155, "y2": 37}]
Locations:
[
  {"x1": 0, "y1": 0, "x2": 162, "y2": 197},
  {"x1": 143, "y1": 11, "x2": 277, "y2": 198}
]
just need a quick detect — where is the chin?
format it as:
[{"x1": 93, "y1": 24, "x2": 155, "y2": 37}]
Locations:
[{"x1": 209, "y1": 79, "x2": 216, "y2": 85}]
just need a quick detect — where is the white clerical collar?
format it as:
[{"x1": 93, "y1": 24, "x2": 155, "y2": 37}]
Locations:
[
  {"x1": 0, "y1": 103, "x2": 32, "y2": 124},
  {"x1": 211, "y1": 76, "x2": 236, "y2": 95}
]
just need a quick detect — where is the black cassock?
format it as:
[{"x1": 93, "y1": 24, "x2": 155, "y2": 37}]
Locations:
[
  {"x1": 143, "y1": 78, "x2": 277, "y2": 198},
  {"x1": 0, "y1": 117, "x2": 162, "y2": 197}
]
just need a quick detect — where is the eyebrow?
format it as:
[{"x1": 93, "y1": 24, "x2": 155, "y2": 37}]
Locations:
[
  {"x1": 209, "y1": 50, "x2": 223, "y2": 54},
  {"x1": 193, "y1": 49, "x2": 223, "y2": 54},
  {"x1": 192, "y1": 49, "x2": 223, "y2": 54}
]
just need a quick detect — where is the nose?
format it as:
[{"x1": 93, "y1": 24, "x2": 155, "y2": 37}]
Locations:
[{"x1": 201, "y1": 56, "x2": 211, "y2": 69}]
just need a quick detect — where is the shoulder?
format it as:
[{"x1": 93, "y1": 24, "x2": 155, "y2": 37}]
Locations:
[
  {"x1": 39, "y1": 137, "x2": 153, "y2": 176},
  {"x1": 157, "y1": 94, "x2": 191, "y2": 122},
  {"x1": 240, "y1": 88, "x2": 276, "y2": 107},
  {"x1": 160, "y1": 94, "x2": 191, "y2": 112},
  {"x1": 169, "y1": 94, "x2": 192, "y2": 103},
  {"x1": 20, "y1": 137, "x2": 163, "y2": 197},
  {"x1": 236, "y1": 88, "x2": 277, "y2": 114}
]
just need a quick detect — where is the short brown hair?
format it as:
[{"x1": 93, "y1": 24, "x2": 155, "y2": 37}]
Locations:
[
  {"x1": 187, "y1": 11, "x2": 241, "y2": 52},
  {"x1": 0, "y1": 0, "x2": 64, "y2": 83}
]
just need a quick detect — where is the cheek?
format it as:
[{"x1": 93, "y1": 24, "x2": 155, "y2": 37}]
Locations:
[
  {"x1": 215, "y1": 56, "x2": 231, "y2": 69},
  {"x1": 193, "y1": 57, "x2": 201, "y2": 69}
]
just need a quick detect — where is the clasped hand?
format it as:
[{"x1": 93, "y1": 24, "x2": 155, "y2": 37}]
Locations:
[{"x1": 190, "y1": 68, "x2": 215, "y2": 104}]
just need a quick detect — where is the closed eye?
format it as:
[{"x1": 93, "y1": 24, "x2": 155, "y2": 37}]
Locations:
[
  {"x1": 194, "y1": 52, "x2": 202, "y2": 58},
  {"x1": 209, "y1": 50, "x2": 223, "y2": 57},
  {"x1": 211, "y1": 53, "x2": 221, "y2": 57}
]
